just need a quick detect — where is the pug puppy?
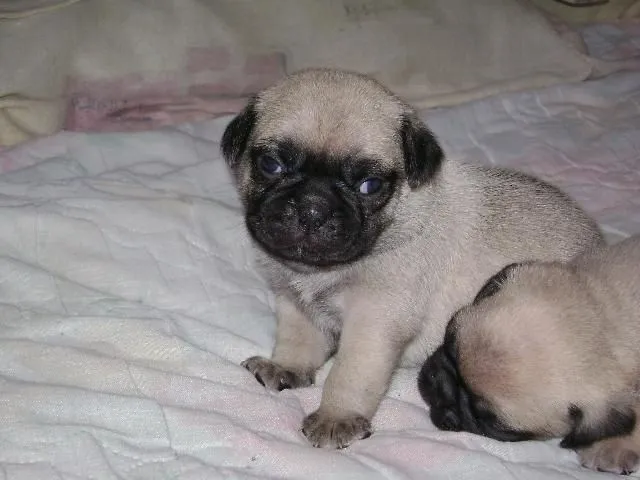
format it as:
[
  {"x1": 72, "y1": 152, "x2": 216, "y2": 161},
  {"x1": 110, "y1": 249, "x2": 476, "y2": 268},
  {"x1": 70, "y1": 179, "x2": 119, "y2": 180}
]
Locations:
[
  {"x1": 220, "y1": 68, "x2": 603, "y2": 449},
  {"x1": 419, "y1": 235, "x2": 640, "y2": 475}
]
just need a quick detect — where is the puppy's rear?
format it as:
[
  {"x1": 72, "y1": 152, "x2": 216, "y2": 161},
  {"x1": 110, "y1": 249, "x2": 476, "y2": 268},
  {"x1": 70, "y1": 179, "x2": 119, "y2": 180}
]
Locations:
[{"x1": 419, "y1": 235, "x2": 640, "y2": 475}]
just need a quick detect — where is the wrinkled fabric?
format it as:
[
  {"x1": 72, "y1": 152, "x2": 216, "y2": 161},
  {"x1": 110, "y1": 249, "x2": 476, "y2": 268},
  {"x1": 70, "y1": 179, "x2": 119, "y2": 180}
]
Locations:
[{"x1": 0, "y1": 68, "x2": 639, "y2": 479}]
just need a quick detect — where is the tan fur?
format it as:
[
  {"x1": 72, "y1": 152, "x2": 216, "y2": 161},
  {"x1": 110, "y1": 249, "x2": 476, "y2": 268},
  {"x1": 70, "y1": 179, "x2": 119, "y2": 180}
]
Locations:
[
  {"x1": 580, "y1": 410, "x2": 640, "y2": 475},
  {"x1": 226, "y1": 68, "x2": 603, "y2": 448},
  {"x1": 254, "y1": 69, "x2": 404, "y2": 159},
  {"x1": 456, "y1": 236, "x2": 640, "y2": 473}
]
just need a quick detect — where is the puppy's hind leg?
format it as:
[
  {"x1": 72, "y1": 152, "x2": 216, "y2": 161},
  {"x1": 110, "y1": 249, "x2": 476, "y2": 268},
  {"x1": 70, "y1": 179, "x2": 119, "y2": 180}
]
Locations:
[
  {"x1": 578, "y1": 405, "x2": 640, "y2": 476},
  {"x1": 579, "y1": 437, "x2": 640, "y2": 475},
  {"x1": 242, "y1": 294, "x2": 333, "y2": 391}
]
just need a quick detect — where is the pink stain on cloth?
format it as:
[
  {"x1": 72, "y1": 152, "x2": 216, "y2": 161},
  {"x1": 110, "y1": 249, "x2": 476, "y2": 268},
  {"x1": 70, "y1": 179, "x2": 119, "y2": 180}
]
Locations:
[
  {"x1": 63, "y1": 49, "x2": 286, "y2": 133},
  {"x1": 66, "y1": 95, "x2": 252, "y2": 133}
]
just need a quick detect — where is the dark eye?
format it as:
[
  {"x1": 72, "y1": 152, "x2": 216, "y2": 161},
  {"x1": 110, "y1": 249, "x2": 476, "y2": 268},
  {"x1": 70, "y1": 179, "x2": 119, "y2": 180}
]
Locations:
[
  {"x1": 258, "y1": 155, "x2": 283, "y2": 177},
  {"x1": 358, "y1": 177, "x2": 383, "y2": 195}
]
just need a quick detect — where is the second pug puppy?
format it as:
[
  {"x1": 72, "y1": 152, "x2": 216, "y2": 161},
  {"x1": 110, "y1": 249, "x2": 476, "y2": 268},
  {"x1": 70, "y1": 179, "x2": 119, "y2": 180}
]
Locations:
[
  {"x1": 220, "y1": 68, "x2": 603, "y2": 448},
  {"x1": 419, "y1": 235, "x2": 640, "y2": 475}
]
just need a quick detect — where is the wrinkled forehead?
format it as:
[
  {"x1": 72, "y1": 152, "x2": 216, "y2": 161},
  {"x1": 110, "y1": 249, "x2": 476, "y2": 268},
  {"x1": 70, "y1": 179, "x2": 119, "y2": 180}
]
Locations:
[
  {"x1": 456, "y1": 306, "x2": 515, "y2": 382},
  {"x1": 253, "y1": 75, "x2": 405, "y2": 164},
  {"x1": 458, "y1": 297, "x2": 563, "y2": 396}
]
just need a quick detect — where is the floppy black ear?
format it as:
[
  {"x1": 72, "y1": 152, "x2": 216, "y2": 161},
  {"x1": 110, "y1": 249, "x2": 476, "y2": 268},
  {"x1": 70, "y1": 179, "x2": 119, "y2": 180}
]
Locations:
[
  {"x1": 399, "y1": 114, "x2": 444, "y2": 189},
  {"x1": 473, "y1": 262, "x2": 526, "y2": 305},
  {"x1": 220, "y1": 98, "x2": 257, "y2": 168},
  {"x1": 560, "y1": 404, "x2": 636, "y2": 449},
  {"x1": 418, "y1": 343, "x2": 464, "y2": 430}
]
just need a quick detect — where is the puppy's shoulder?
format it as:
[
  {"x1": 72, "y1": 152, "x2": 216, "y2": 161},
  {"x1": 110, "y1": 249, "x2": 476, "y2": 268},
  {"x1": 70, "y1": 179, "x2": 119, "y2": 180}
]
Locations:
[
  {"x1": 579, "y1": 236, "x2": 640, "y2": 273},
  {"x1": 575, "y1": 236, "x2": 640, "y2": 312},
  {"x1": 475, "y1": 166, "x2": 571, "y2": 202},
  {"x1": 439, "y1": 162, "x2": 575, "y2": 217}
]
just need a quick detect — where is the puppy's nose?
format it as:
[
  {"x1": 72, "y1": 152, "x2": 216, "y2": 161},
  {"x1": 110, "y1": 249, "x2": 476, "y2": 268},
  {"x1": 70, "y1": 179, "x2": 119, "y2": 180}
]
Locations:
[{"x1": 298, "y1": 197, "x2": 332, "y2": 229}]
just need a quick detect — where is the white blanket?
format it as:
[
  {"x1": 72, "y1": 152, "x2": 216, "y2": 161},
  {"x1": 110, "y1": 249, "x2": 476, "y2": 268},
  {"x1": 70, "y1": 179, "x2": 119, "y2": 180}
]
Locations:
[{"x1": 1, "y1": 68, "x2": 639, "y2": 479}]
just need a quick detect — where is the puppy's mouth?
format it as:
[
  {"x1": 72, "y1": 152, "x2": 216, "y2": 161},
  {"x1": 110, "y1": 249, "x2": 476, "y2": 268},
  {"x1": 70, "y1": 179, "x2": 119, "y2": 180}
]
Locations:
[{"x1": 246, "y1": 186, "x2": 375, "y2": 267}]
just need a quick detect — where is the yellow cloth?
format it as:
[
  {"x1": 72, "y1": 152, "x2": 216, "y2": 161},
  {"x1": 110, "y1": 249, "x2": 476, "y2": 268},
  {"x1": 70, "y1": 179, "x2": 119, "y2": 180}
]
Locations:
[{"x1": 0, "y1": 95, "x2": 65, "y2": 147}]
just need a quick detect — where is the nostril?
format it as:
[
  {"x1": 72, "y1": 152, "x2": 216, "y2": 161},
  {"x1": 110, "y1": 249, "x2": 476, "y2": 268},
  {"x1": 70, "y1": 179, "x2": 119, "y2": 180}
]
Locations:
[
  {"x1": 299, "y1": 205, "x2": 330, "y2": 229},
  {"x1": 283, "y1": 202, "x2": 296, "y2": 220},
  {"x1": 267, "y1": 204, "x2": 296, "y2": 226}
]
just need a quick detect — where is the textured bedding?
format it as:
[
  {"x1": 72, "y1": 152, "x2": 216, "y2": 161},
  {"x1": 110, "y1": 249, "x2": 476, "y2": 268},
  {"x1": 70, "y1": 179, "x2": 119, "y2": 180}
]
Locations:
[
  {"x1": 0, "y1": 0, "x2": 611, "y2": 147},
  {"x1": 0, "y1": 63, "x2": 639, "y2": 479},
  {"x1": 2, "y1": 13, "x2": 640, "y2": 476}
]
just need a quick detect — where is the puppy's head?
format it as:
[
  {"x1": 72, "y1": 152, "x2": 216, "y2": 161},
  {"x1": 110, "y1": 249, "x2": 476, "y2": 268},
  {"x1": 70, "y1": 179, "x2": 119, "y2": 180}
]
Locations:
[
  {"x1": 419, "y1": 262, "x2": 636, "y2": 448},
  {"x1": 418, "y1": 289, "x2": 537, "y2": 442},
  {"x1": 220, "y1": 68, "x2": 444, "y2": 268}
]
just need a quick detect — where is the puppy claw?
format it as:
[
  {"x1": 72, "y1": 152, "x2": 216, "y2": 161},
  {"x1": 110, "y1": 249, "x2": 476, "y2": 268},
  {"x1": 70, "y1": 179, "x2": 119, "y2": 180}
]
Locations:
[
  {"x1": 241, "y1": 356, "x2": 314, "y2": 391},
  {"x1": 579, "y1": 438, "x2": 640, "y2": 475},
  {"x1": 302, "y1": 410, "x2": 372, "y2": 449}
]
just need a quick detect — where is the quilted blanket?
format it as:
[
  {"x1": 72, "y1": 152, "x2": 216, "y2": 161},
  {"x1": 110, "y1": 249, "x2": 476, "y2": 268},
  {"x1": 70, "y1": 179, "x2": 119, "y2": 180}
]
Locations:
[{"x1": 0, "y1": 62, "x2": 639, "y2": 478}]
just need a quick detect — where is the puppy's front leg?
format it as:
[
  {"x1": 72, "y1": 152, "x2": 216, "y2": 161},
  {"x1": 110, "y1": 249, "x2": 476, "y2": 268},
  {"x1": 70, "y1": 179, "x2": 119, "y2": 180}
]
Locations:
[
  {"x1": 242, "y1": 294, "x2": 332, "y2": 391},
  {"x1": 302, "y1": 299, "x2": 410, "y2": 448}
]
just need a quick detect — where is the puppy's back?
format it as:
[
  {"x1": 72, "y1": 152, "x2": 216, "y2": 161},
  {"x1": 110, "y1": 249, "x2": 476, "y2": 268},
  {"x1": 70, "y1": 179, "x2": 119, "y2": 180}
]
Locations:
[
  {"x1": 470, "y1": 165, "x2": 603, "y2": 261},
  {"x1": 577, "y1": 236, "x2": 640, "y2": 337}
]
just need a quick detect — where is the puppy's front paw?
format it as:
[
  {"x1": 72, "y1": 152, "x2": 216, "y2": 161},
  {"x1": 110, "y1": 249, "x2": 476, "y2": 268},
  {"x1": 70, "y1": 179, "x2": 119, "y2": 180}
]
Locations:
[
  {"x1": 241, "y1": 356, "x2": 314, "y2": 391},
  {"x1": 579, "y1": 438, "x2": 640, "y2": 475},
  {"x1": 302, "y1": 410, "x2": 372, "y2": 449}
]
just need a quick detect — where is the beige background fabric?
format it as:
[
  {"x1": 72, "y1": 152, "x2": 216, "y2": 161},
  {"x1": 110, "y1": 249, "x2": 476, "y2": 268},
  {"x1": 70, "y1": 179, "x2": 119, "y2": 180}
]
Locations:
[
  {"x1": 0, "y1": 0, "x2": 80, "y2": 18},
  {"x1": 0, "y1": 0, "x2": 596, "y2": 146}
]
